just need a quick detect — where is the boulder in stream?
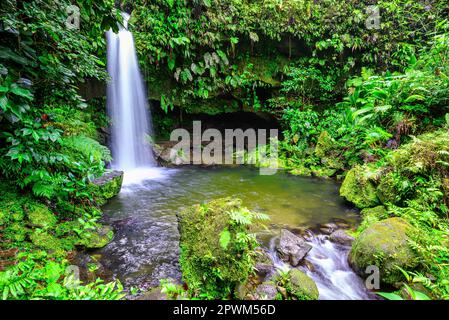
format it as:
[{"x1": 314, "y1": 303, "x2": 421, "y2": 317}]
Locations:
[
  {"x1": 276, "y1": 229, "x2": 312, "y2": 266},
  {"x1": 329, "y1": 229, "x2": 355, "y2": 246}
]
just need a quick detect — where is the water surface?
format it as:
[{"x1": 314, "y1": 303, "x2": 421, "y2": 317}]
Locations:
[{"x1": 99, "y1": 166, "x2": 370, "y2": 299}]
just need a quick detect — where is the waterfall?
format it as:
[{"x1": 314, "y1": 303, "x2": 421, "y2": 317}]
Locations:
[{"x1": 106, "y1": 13, "x2": 155, "y2": 171}]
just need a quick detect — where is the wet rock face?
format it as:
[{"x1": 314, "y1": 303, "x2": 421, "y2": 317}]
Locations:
[
  {"x1": 349, "y1": 217, "x2": 418, "y2": 285},
  {"x1": 276, "y1": 229, "x2": 312, "y2": 266},
  {"x1": 329, "y1": 229, "x2": 355, "y2": 246},
  {"x1": 91, "y1": 170, "x2": 124, "y2": 206}
]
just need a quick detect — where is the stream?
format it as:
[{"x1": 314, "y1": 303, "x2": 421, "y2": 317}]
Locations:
[{"x1": 97, "y1": 166, "x2": 376, "y2": 300}]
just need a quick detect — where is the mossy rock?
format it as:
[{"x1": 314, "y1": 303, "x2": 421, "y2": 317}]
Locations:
[
  {"x1": 289, "y1": 166, "x2": 312, "y2": 177},
  {"x1": 178, "y1": 197, "x2": 260, "y2": 298},
  {"x1": 349, "y1": 217, "x2": 418, "y2": 285},
  {"x1": 288, "y1": 269, "x2": 319, "y2": 300},
  {"x1": 27, "y1": 204, "x2": 57, "y2": 228},
  {"x1": 311, "y1": 166, "x2": 337, "y2": 178},
  {"x1": 138, "y1": 286, "x2": 168, "y2": 300},
  {"x1": 358, "y1": 206, "x2": 389, "y2": 232},
  {"x1": 376, "y1": 172, "x2": 400, "y2": 204},
  {"x1": 30, "y1": 230, "x2": 67, "y2": 256},
  {"x1": 340, "y1": 165, "x2": 379, "y2": 208},
  {"x1": 77, "y1": 225, "x2": 114, "y2": 249},
  {"x1": 91, "y1": 170, "x2": 124, "y2": 206}
]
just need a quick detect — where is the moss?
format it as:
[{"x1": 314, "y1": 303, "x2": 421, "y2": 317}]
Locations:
[
  {"x1": 178, "y1": 197, "x2": 261, "y2": 299},
  {"x1": 5, "y1": 222, "x2": 30, "y2": 242},
  {"x1": 311, "y1": 166, "x2": 337, "y2": 178},
  {"x1": 358, "y1": 206, "x2": 389, "y2": 233},
  {"x1": 30, "y1": 230, "x2": 67, "y2": 256},
  {"x1": 289, "y1": 166, "x2": 312, "y2": 176},
  {"x1": 77, "y1": 225, "x2": 114, "y2": 249},
  {"x1": 288, "y1": 269, "x2": 319, "y2": 300},
  {"x1": 27, "y1": 204, "x2": 57, "y2": 228},
  {"x1": 340, "y1": 165, "x2": 379, "y2": 208},
  {"x1": 315, "y1": 131, "x2": 333, "y2": 158},
  {"x1": 349, "y1": 217, "x2": 418, "y2": 285},
  {"x1": 376, "y1": 172, "x2": 400, "y2": 204},
  {"x1": 91, "y1": 170, "x2": 123, "y2": 206}
]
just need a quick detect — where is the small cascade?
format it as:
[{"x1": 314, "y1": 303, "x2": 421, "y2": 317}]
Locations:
[
  {"x1": 106, "y1": 13, "x2": 155, "y2": 171},
  {"x1": 268, "y1": 233, "x2": 375, "y2": 300}
]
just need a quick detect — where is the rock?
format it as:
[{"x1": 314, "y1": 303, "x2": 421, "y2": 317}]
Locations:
[
  {"x1": 329, "y1": 229, "x2": 355, "y2": 246},
  {"x1": 359, "y1": 206, "x2": 389, "y2": 232},
  {"x1": 376, "y1": 172, "x2": 400, "y2": 204},
  {"x1": 91, "y1": 170, "x2": 124, "y2": 206},
  {"x1": 349, "y1": 217, "x2": 418, "y2": 285},
  {"x1": 27, "y1": 204, "x2": 56, "y2": 228},
  {"x1": 138, "y1": 286, "x2": 168, "y2": 300},
  {"x1": 289, "y1": 269, "x2": 319, "y2": 300},
  {"x1": 340, "y1": 165, "x2": 379, "y2": 208},
  {"x1": 178, "y1": 197, "x2": 263, "y2": 298},
  {"x1": 301, "y1": 259, "x2": 315, "y2": 272},
  {"x1": 319, "y1": 222, "x2": 338, "y2": 234},
  {"x1": 276, "y1": 229, "x2": 312, "y2": 266},
  {"x1": 289, "y1": 166, "x2": 312, "y2": 177},
  {"x1": 254, "y1": 249, "x2": 274, "y2": 278},
  {"x1": 277, "y1": 286, "x2": 288, "y2": 299},
  {"x1": 254, "y1": 282, "x2": 279, "y2": 300},
  {"x1": 77, "y1": 225, "x2": 114, "y2": 249}
]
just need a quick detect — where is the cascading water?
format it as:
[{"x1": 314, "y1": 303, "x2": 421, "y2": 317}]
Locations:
[
  {"x1": 106, "y1": 13, "x2": 155, "y2": 172},
  {"x1": 268, "y1": 233, "x2": 376, "y2": 300}
]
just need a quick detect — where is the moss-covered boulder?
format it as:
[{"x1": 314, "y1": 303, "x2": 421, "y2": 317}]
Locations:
[
  {"x1": 178, "y1": 197, "x2": 265, "y2": 299},
  {"x1": 376, "y1": 172, "x2": 400, "y2": 204},
  {"x1": 340, "y1": 165, "x2": 379, "y2": 208},
  {"x1": 91, "y1": 170, "x2": 123, "y2": 206},
  {"x1": 349, "y1": 217, "x2": 418, "y2": 285},
  {"x1": 358, "y1": 206, "x2": 389, "y2": 232},
  {"x1": 77, "y1": 225, "x2": 114, "y2": 249},
  {"x1": 287, "y1": 269, "x2": 319, "y2": 300},
  {"x1": 27, "y1": 204, "x2": 57, "y2": 228}
]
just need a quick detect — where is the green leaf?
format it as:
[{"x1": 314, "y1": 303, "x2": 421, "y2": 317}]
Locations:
[
  {"x1": 376, "y1": 292, "x2": 404, "y2": 300},
  {"x1": 168, "y1": 56, "x2": 176, "y2": 71},
  {"x1": 413, "y1": 291, "x2": 431, "y2": 300},
  {"x1": 404, "y1": 94, "x2": 424, "y2": 103},
  {"x1": 0, "y1": 96, "x2": 8, "y2": 110},
  {"x1": 10, "y1": 85, "x2": 33, "y2": 100},
  {"x1": 219, "y1": 229, "x2": 231, "y2": 249}
]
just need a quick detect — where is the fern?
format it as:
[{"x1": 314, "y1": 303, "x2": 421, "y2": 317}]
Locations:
[{"x1": 62, "y1": 135, "x2": 112, "y2": 163}]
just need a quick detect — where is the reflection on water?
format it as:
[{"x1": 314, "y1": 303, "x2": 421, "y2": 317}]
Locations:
[{"x1": 98, "y1": 166, "x2": 363, "y2": 297}]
